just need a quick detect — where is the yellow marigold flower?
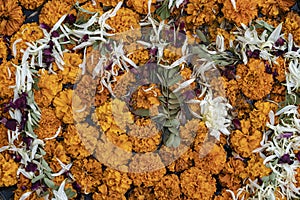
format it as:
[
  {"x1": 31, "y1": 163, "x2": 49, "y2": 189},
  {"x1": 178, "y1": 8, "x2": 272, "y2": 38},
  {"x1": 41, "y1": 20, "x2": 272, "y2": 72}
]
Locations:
[
  {"x1": 0, "y1": 37, "x2": 7, "y2": 60},
  {"x1": 131, "y1": 84, "x2": 161, "y2": 110},
  {"x1": 129, "y1": 154, "x2": 166, "y2": 187},
  {"x1": 10, "y1": 23, "x2": 43, "y2": 59},
  {"x1": 39, "y1": 0, "x2": 74, "y2": 27},
  {"x1": 19, "y1": 0, "x2": 45, "y2": 10},
  {"x1": 128, "y1": 118, "x2": 161, "y2": 153},
  {"x1": 53, "y1": 89, "x2": 74, "y2": 124},
  {"x1": 245, "y1": 154, "x2": 272, "y2": 180},
  {"x1": 180, "y1": 167, "x2": 216, "y2": 199},
  {"x1": 192, "y1": 121, "x2": 210, "y2": 152},
  {"x1": 0, "y1": 125, "x2": 8, "y2": 147},
  {"x1": 0, "y1": 0, "x2": 25, "y2": 36},
  {"x1": 78, "y1": 1, "x2": 103, "y2": 22},
  {"x1": 53, "y1": 52, "x2": 82, "y2": 84},
  {"x1": 94, "y1": 87, "x2": 110, "y2": 107},
  {"x1": 126, "y1": 0, "x2": 157, "y2": 14},
  {"x1": 34, "y1": 69, "x2": 62, "y2": 108},
  {"x1": 70, "y1": 158, "x2": 102, "y2": 193},
  {"x1": 230, "y1": 119, "x2": 263, "y2": 157},
  {"x1": 236, "y1": 58, "x2": 274, "y2": 100},
  {"x1": 185, "y1": 0, "x2": 219, "y2": 28},
  {"x1": 194, "y1": 143, "x2": 227, "y2": 174},
  {"x1": 94, "y1": 134, "x2": 132, "y2": 170},
  {"x1": 273, "y1": 57, "x2": 287, "y2": 82},
  {"x1": 0, "y1": 152, "x2": 18, "y2": 187},
  {"x1": 0, "y1": 60, "x2": 15, "y2": 99},
  {"x1": 258, "y1": 0, "x2": 295, "y2": 17},
  {"x1": 163, "y1": 148, "x2": 195, "y2": 173},
  {"x1": 163, "y1": 46, "x2": 182, "y2": 64},
  {"x1": 128, "y1": 186, "x2": 155, "y2": 200},
  {"x1": 250, "y1": 101, "x2": 278, "y2": 131},
  {"x1": 222, "y1": 0, "x2": 258, "y2": 25},
  {"x1": 113, "y1": 71, "x2": 136, "y2": 97},
  {"x1": 105, "y1": 127, "x2": 133, "y2": 152},
  {"x1": 35, "y1": 107, "x2": 61, "y2": 139},
  {"x1": 102, "y1": 168, "x2": 132, "y2": 195},
  {"x1": 154, "y1": 174, "x2": 181, "y2": 200},
  {"x1": 63, "y1": 124, "x2": 95, "y2": 159},
  {"x1": 284, "y1": 12, "x2": 300, "y2": 45},
  {"x1": 107, "y1": 8, "x2": 140, "y2": 38}
]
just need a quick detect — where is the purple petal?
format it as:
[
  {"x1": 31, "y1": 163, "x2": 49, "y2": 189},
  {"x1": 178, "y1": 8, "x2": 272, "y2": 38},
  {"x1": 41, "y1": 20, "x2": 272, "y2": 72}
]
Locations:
[
  {"x1": 82, "y1": 34, "x2": 89, "y2": 42},
  {"x1": 72, "y1": 181, "x2": 81, "y2": 191},
  {"x1": 51, "y1": 31, "x2": 60, "y2": 38},
  {"x1": 232, "y1": 118, "x2": 241, "y2": 130},
  {"x1": 22, "y1": 137, "x2": 33, "y2": 148},
  {"x1": 31, "y1": 181, "x2": 41, "y2": 191},
  {"x1": 278, "y1": 154, "x2": 293, "y2": 165},
  {"x1": 40, "y1": 23, "x2": 51, "y2": 31},
  {"x1": 275, "y1": 38, "x2": 285, "y2": 47},
  {"x1": 4, "y1": 119, "x2": 18, "y2": 131},
  {"x1": 65, "y1": 14, "x2": 76, "y2": 24},
  {"x1": 25, "y1": 162, "x2": 38, "y2": 172},
  {"x1": 278, "y1": 132, "x2": 293, "y2": 139},
  {"x1": 296, "y1": 151, "x2": 300, "y2": 162},
  {"x1": 43, "y1": 48, "x2": 53, "y2": 56}
]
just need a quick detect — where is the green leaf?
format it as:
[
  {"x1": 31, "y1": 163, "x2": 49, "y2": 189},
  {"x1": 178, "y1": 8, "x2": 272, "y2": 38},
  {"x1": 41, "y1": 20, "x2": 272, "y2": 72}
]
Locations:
[
  {"x1": 165, "y1": 134, "x2": 175, "y2": 147},
  {"x1": 168, "y1": 127, "x2": 179, "y2": 135},
  {"x1": 44, "y1": 178, "x2": 56, "y2": 189},
  {"x1": 172, "y1": 135, "x2": 181, "y2": 147},
  {"x1": 196, "y1": 30, "x2": 209, "y2": 43},
  {"x1": 164, "y1": 119, "x2": 180, "y2": 128},
  {"x1": 65, "y1": 188, "x2": 77, "y2": 199},
  {"x1": 132, "y1": 109, "x2": 150, "y2": 117},
  {"x1": 32, "y1": 174, "x2": 45, "y2": 183},
  {"x1": 155, "y1": 4, "x2": 170, "y2": 20}
]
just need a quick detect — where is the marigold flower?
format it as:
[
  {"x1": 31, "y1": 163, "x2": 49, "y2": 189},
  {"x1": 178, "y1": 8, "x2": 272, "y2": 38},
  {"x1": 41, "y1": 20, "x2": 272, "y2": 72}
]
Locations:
[
  {"x1": 222, "y1": 0, "x2": 258, "y2": 25},
  {"x1": 93, "y1": 184, "x2": 127, "y2": 200},
  {"x1": 70, "y1": 158, "x2": 103, "y2": 193},
  {"x1": 128, "y1": 48, "x2": 150, "y2": 66},
  {"x1": 19, "y1": 0, "x2": 45, "y2": 10},
  {"x1": 128, "y1": 118, "x2": 161, "y2": 153},
  {"x1": 53, "y1": 52, "x2": 83, "y2": 84},
  {"x1": 128, "y1": 154, "x2": 166, "y2": 187},
  {"x1": 180, "y1": 167, "x2": 216, "y2": 199},
  {"x1": 0, "y1": 152, "x2": 18, "y2": 187},
  {"x1": 273, "y1": 57, "x2": 287, "y2": 82},
  {"x1": 10, "y1": 23, "x2": 43, "y2": 60},
  {"x1": 194, "y1": 143, "x2": 227, "y2": 174},
  {"x1": 128, "y1": 186, "x2": 155, "y2": 200},
  {"x1": 34, "y1": 107, "x2": 61, "y2": 139},
  {"x1": 131, "y1": 84, "x2": 161, "y2": 110},
  {"x1": 185, "y1": 0, "x2": 219, "y2": 28},
  {"x1": 0, "y1": 0, "x2": 25, "y2": 36},
  {"x1": 258, "y1": 0, "x2": 295, "y2": 17},
  {"x1": 249, "y1": 101, "x2": 278, "y2": 131},
  {"x1": 236, "y1": 58, "x2": 274, "y2": 100},
  {"x1": 230, "y1": 119, "x2": 263, "y2": 157},
  {"x1": 63, "y1": 124, "x2": 95, "y2": 159},
  {"x1": 102, "y1": 168, "x2": 132, "y2": 195},
  {"x1": 0, "y1": 60, "x2": 15, "y2": 99},
  {"x1": 245, "y1": 154, "x2": 272, "y2": 180},
  {"x1": 34, "y1": 69, "x2": 62, "y2": 108},
  {"x1": 284, "y1": 12, "x2": 300, "y2": 45},
  {"x1": 126, "y1": 0, "x2": 157, "y2": 14},
  {"x1": 95, "y1": 0, "x2": 120, "y2": 7},
  {"x1": 106, "y1": 8, "x2": 140, "y2": 39},
  {"x1": 0, "y1": 37, "x2": 7, "y2": 60},
  {"x1": 53, "y1": 89, "x2": 74, "y2": 124},
  {"x1": 39, "y1": 0, "x2": 75, "y2": 27},
  {"x1": 270, "y1": 84, "x2": 286, "y2": 103},
  {"x1": 162, "y1": 148, "x2": 195, "y2": 173},
  {"x1": 154, "y1": 174, "x2": 181, "y2": 200}
]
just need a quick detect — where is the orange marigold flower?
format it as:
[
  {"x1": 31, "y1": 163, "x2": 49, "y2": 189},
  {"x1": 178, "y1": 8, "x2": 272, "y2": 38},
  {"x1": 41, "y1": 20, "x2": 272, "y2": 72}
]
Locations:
[
  {"x1": 63, "y1": 124, "x2": 95, "y2": 159},
  {"x1": 185, "y1": 0, "x2": 219, "y2": 28},
  {"x1": 70, "y1": 158, "x2": 102, "y2": 193},
  {"x1": 180, "y1": 167, "x2": 216, "y2": 199},
  {"x1": 0, "y1": 60, "x2": 15, "y2": 99},
  {"x1": 128, "y1": 48, "x2": 150, "y2": 66},
  {"x1": 126, "y1": 0, "x2": 157, "y2": 14},
  {"x1": 154, "y1": 174, "x2": 181, "y2": 200},
  {"x1": 230, "y1": 119, "x2": 263, "y2": 157},
  {"x1": 34, "y1": 107, "x2": 61, "y2": 139},
  {"x1": 93, "y1": 184, "x2": 127, "y2": 200},
  {"x1": 245, "y1": 154, "x2": 272, "y2": 180},
  {"x1": 236, "y1": 58, "x2": 274, "y2": 100},
  {"x1": 0, "y1": 125, "x2": 8, "y2": 147},
  {"x1": 0, "y1": 152, "x2": 19, "y2": 187},
  {"x1": 53, "y1": 52, "x2": 82, "y2": 84},
  {"x1": 128, "y1": 154, "x2": 166, "y2": 187},
  {"x1": 128, "y1": 186, "x2": 155, "y2": 200},
  {"x1": 102, "y1": 168, "x2": 132, "y2": 195},
  {"x1": 10, "y1": 23, "x2": 43, "y2": 59},
  {"x1": 53, "y1": 89, "x2": 74, "y2": 124},
  {"x1": 34, "y1": 69, "x2": 62, "y2": 108},
  {"x1": 164, "y1": 149, "x2": 195, "y2": 173},
  {"x1": 250, "y1": 101, "x2": 277, "y2": 131},
  {"x1": 0, "y1": 0, "x2": 24, "y2": 36},
  {"x1": 194, "y1": 143, "x2": 227, "y2": 174},
  {"x1": 131, "y1": 84, "x2": 161, "y2": 110},
  {"x1": 106, "y1": 8, "x2": 140, "y2": 38},
  {"x1": 270, "y1": 84, "x2": 286, "y2": 103},
  {"x1": 95, "y1": 0, "x2": 120, "y2": 7},
  {"x1": 273, "y1": 57, "x2": 287, "y2": 82},
  {"x1": 128, "y1": 118, "x2": 161, "y2": 153},
  {"x1": 284, "y1": 12, "x2": 300, "y2": 45},
  {"x1": 94, "y1": 134, "x2": 132, "y2": 170},
  {"x1": 222, "y1": 0, "x2": 258, "y2": 25},
  {"x1": 39, "y1": 0, "x2": 74, "y2": 27},
  {"x1": 258, "y1": 0, "x2": 295, "y2": 17},
  {"x1": 0, "y1": 37, "x2": 7, "y2": 60},
  {"x1": 19, "y1": 0, "x2": 45, "y2": 10}
]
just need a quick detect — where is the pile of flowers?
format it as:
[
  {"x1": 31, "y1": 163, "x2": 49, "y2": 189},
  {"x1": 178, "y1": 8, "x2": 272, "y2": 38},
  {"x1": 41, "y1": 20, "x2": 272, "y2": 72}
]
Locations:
[{"x1": 0, "y1": 0, "x2": 300, "y2": 199}]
